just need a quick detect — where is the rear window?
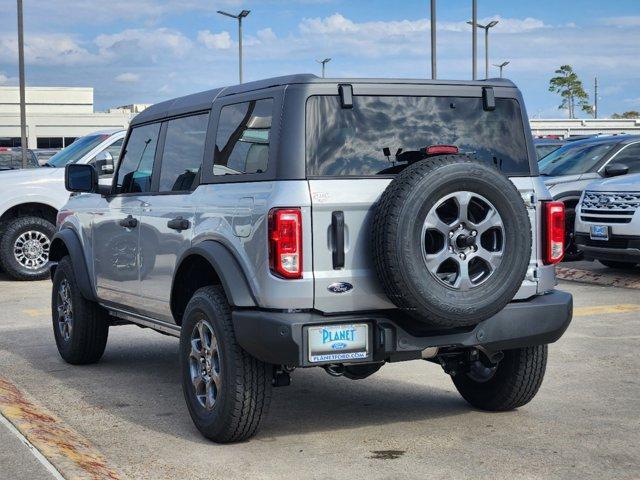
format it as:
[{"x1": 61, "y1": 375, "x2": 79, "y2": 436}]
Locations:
[{"x1": 306, "y1": 95, "x2": 531, "y2": 176}]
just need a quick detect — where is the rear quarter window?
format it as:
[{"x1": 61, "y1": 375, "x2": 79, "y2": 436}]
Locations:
[{"x1": 306, "y1": 95, "x2": 531, "y2": 177}]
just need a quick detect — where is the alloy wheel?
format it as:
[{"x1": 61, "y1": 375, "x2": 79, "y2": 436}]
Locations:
[
  {"x1": 188, "y1": 317, "x2": 222, "y2": 411},
  {"x1": 421, "y1": 191, "x2": 505, "y2": 291}
]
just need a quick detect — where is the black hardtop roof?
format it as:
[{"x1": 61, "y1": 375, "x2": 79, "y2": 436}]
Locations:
[{"x1": 130, "y1": 74, "x2": 517, "y2": 126}]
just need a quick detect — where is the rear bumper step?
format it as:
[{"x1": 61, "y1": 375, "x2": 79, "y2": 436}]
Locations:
[{"x1": 232, "y1": 290, "x2": 573, "y2": 367}]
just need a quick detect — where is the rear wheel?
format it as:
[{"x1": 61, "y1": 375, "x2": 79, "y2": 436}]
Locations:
[
  {"x1": 180, "y1": 286, "x2": 272, "y2": 443},
  {"x1": 599, "y1": 260, "x2": 638, "y2": 270},
  {"x1": 452, "y1": 345, "x2": 547, "y2": 411},
  {"x1": 0, "y1": 216, "x2": 54, "y2": 281},
  {"x1": 51, "y1": 256, "x2": 109, "y2": 364}
]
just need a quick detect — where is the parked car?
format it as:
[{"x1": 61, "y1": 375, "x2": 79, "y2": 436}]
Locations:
[
  {"x1": 534, "y1": 138, "x2": 566, "y2": 160},
  {"x1": 33, "y1": 148, "x2": 60, "y2": 166},
  {"x1": 51, "y1": 74, "x2": 572, "y2": 443},
  {"x1": 539, "y1": 134, "x2": 640, "y2": 259},
  {"x1": 534, "y1": 136, "x2": 595, "y2": 161},
  {"x1": 574, "y1": 173, "x2": 640, "y2": 269},
  {"x1": 0, "y1": 147, "x2": 39, "y2": 170},
  {"x1": 0, "y1": 130, "x2": 125, "y2": 280}
]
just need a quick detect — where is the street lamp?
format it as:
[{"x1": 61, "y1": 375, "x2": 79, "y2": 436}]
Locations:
[
  {"x1": 217, "y1": 9, "x2": 250, "y2": 84},
  {"x1": 17, "y1": 0, "x2": 28, "y2": 167},
  {"x1": 493, "y1": 61, "x2": 510, "y2": 78},
  {"x1": 316, "y1": 58, "x2": 331, "y2": 78},
  {"x1": 467, "y1": 19, "x2": 499, "y2": 79}
]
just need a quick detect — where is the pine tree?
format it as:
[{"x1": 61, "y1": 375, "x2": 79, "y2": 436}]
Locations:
[{"x1": 548, "y1": 65, "x2": 591, "y2": 119}]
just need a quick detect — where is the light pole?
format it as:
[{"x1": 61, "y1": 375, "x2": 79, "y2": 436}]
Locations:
[
  {"x1": 471, "y1": 0, "x2": 477, "y2": 80},
  {"x1": 217, "y1": 9, "x2": 250, "y2": 84},
  {"x1": 468, "y1": 19, "x2": 498, "y2": 79},
  {"x1": 493, "y1": 61, "x2": 509, "y2": 78},
  {"x1": 17, "y1": 0, "x2": 27, "y2": 167},
  {"x1": 316, "y1": 58, "x2": 331, "y2": 78},
  {"x1": 430, "y1": 0, "x2": 436, "y2": 79}
]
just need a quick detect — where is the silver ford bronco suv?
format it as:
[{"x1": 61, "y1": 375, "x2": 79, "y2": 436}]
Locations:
[{"x1": 50, "y1": 75, "x2": 573, "y2": 443}]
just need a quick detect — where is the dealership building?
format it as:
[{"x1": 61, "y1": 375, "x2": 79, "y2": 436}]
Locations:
[{"x1": 0, "y1": 86, "x2": 147, "y2": 149}]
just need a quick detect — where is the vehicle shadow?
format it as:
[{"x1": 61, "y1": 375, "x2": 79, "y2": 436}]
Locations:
[{"x1": 15, "y1": 326, "x2": 467, "y2": 441}]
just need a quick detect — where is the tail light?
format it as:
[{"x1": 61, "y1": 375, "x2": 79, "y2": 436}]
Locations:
[
  {"x1": 543, "y1": 201, "x2": 565, "y2": 265},
  {"x1": 269, "y1": 208, "x2": 302, "y2": 279}
]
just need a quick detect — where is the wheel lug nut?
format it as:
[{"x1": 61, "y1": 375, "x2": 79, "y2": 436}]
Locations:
[
  {"x1": 471, "y1": 230, "x2": 477, "y2": 237},
  {"x1": 449, "y1": 231, "x2": 454, "y2": 238},
  {"x1": 459, "y1": 253, "x2": 466, "y2": 260}
]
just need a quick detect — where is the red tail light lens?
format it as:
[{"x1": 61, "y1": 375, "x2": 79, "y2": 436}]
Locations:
[
  {"x1": 425, "y1": 145, "x2": 459, "y2": 156},
  {"x1": 543, "y1": 201, "x2": 565, "y2": 265},
  {"x1": 269, "y1": 208, "x2": 302, "y2": 279}
]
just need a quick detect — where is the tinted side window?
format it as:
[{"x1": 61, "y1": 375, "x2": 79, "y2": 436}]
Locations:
[
  {"x1": 158, "y1": 113, "x2": 209, "y2": 192},
  {"x1": 214, "y1": 98, "x2": 273, "y2": 176},
  {"x1": 306, "y1": 95, "x2": 531, "y2": 176},
  {"x1": 115, "y1": 123, "x2": 161, "y2": 194},
  {"x1": 612, "y1": 143, "x2": 640, "y2": 173}
]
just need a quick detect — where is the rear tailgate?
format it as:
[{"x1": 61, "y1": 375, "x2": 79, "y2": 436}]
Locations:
[{"x1": 309, "y1": 179, "x2": 395, "y2": 313}]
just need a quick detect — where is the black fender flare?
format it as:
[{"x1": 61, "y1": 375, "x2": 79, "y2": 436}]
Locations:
[
  {"x1": 173, "y1": 241, "x2": 257, "y2": 308},
  {"x1": 49, "y1": 229, "x2": 97, "y2": 302}
]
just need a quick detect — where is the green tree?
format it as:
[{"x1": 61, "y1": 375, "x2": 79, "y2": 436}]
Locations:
[
  {"x1": 611, "y1": 111, "x2": 640, "y2": 119},
  {"x1": 548, "y1": 65, "x2": 591, "y2": 119}
]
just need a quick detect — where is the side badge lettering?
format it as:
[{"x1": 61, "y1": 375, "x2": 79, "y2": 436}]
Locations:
[{"x1": 327, "y1": 282, "x2": 353, "y2": 294}]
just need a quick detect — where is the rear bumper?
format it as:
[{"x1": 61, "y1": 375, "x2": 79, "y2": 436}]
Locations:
[{"x1": 232, "y1": 290, "x2": 573, "y2": 367}]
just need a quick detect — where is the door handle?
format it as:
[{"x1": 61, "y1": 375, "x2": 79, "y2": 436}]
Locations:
[
  {"x1": 331, "y1": 211, "x2": 345, "y2": 269},
  {"x1": 118, "y1": 215, "x2": 138, "y2": 229},
  {"x1": 167, "y1": 217, "x2": 190, "y2": 231}
]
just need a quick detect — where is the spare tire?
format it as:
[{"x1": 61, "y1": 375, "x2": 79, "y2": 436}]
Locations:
[{"x1": 372, "y1": 155, "x2": 531, "y2": 329}]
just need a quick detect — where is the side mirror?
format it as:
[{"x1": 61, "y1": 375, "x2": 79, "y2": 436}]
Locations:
[
  {"x1": 65, "y1": 164, "x2": 97, "y2": 193},
  {"x1": 93, "y1": 151, "x2": 114, "y2": 176},
  {"x1": 604, "y1": 163, "x2": 629, "y2": 177}
]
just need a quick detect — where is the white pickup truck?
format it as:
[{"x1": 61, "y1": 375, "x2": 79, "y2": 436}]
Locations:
[{"x1": 0, "y1": 130, "x2": 125, "y2": 280}]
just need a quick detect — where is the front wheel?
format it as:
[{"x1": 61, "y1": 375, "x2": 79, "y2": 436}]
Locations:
[
  {"x1": 52, "y1": 256, "x2": 109, "y2": 364},
  {"x1": 451, "y1": 345, "x2": 547, "y2": 411},
  {"x1": 0, "y1": 216, "x2": 55, "y2": 280},
  {"x1": 180, "y1": 286, "x2": 272, "y2": 443}
]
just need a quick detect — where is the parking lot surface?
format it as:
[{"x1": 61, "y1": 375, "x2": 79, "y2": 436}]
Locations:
[{"x1": 0, "y1": 273, "x2": 639, "y2": 479}]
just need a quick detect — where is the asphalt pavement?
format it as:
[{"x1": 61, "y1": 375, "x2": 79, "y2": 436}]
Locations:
[{"x1": 0, "y1": 273, "x2": 638, "y2": 479}]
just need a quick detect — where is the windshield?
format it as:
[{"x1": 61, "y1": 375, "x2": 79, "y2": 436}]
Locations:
[
  {"x1": 46, "y1": 134, "x2": 110, "y2": 168},
  {"x1": 306, "y1": 95, "x2": 531, "y2": 176},
  {"x1": 539, "y1": 141, "x2": 615, "y2": 176}
]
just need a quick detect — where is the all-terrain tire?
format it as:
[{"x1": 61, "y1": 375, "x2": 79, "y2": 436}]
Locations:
[
  {"x1": 372, "y1": 155, "x2": 532, "y2": 328},
  {"x1": 452, "y1": 345, "x2": 547, "y2": 411},
  {"x1": 180, "y1": 286, "x2": 272, "y2": 443},
  {"x1": 0, "y1": 216, "x2": 55, "y2": 281},
  {"x1": 51, "y1": 256, "x2": 109, "y2": 364},
  {"x1": 599, "y1": 260, "x2": 638, "y2": 270}
]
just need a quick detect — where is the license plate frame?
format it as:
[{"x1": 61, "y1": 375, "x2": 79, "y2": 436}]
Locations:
[
  {"x1": 306, "y1": 323, "x2": 370, "y2": 364},
  {"x1": 590, "y1": 225, "x2": 609, "y2": 241}
]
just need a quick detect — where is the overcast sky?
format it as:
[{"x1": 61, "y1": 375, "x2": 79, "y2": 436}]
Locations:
[{"x1": 0, "y1": 0, "x2": 638, "y2": 117}]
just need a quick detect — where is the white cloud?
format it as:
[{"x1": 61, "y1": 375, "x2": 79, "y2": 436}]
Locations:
[
  {"x1": 96, "y1": 28, "x2": 192, "y2": 60},
  {"x1": 197, "y1": 30, "x2": 232, "y2": 50},
  {"x1": 115, "y1": 72, "x2": 140, "y2": 83},
  {"x1": 0, "y1": 72, "x2": 9, "y2": 84},
  {"x1": 0, "y1": 34, "x2": 97, "y2": 66}
]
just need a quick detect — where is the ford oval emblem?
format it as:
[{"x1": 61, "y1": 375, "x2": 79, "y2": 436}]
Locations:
[
  {"x1": 332, "y1": 342, "x2": 348, "y2": 350},
  {"x1": 327, "y1": 282, "x2": 353, "y2": 294}
]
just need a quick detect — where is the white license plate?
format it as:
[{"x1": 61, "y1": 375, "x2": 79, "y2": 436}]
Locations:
[
  {"x1": 590, "y1": 225, "x2": 609, "y2": 241},
  {"x1": 307, "y1": 323, "x2": 369, "y2": 363}
]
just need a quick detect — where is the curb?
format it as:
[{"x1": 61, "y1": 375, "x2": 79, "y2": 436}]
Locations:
[{"x1": 556, "y1": 266, "x2": 640, "y2": 290}]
